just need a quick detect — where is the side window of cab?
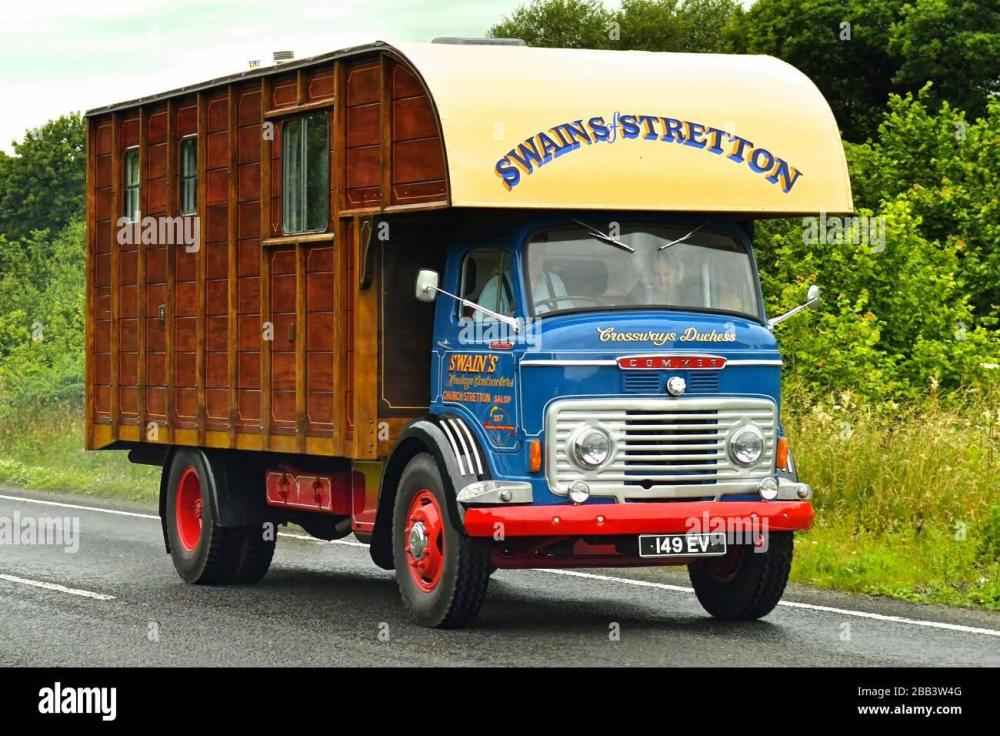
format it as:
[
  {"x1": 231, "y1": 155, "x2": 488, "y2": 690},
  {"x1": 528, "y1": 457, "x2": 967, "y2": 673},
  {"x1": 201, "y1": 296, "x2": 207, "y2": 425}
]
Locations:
[{"x1": 458, "y1": 249, "x2": 516, "y2": 321}]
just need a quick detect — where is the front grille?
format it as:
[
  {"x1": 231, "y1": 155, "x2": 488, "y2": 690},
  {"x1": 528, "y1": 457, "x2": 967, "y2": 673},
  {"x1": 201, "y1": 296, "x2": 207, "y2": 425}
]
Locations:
[
  {"x1": 621, "y1": 370, "x2": 720, "y2": 394},
  {"x1": 686, "y1": 371, "x2": 720, "y2": 393},
  {"x1": 546, "y1": 397, "x2": 776, "y2": 502},
  {"x1": 623, "y1": 372, "x2": 662, "y2": 393},
  {"x1": 622, "y1": 408, "x2": 719, "y2": 486}
]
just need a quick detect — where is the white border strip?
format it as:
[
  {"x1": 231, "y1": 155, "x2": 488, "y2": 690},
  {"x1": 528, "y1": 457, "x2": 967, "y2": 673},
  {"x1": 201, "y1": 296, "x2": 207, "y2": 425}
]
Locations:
[
  {"x1": 452, "y1": 418, "x2": 484, "y2": 476},
  {"x1": 437, "y1": 420, "x2": 467, "y2": 476}
]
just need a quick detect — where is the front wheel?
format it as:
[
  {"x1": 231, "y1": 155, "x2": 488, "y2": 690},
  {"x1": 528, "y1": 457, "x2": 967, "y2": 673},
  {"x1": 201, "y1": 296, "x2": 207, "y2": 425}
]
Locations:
[
  {"x1": 392, "y1": 453, "x2": 492, "y2": 628},
  {"x1": 688, "y1": 531, "x2": 793, "y2": 620}
]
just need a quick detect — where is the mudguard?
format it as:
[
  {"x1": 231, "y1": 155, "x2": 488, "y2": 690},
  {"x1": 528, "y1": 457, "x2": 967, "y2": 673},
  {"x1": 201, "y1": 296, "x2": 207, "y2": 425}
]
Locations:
[{"x1": 369, "y1": 413, "x2": 491, "y2": 569}]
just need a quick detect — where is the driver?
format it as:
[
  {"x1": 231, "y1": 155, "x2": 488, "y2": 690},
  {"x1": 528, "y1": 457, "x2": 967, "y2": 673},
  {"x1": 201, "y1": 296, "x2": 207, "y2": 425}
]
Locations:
[{"x1": 629, "y1": 250, "x2": 687, "y2": 306}]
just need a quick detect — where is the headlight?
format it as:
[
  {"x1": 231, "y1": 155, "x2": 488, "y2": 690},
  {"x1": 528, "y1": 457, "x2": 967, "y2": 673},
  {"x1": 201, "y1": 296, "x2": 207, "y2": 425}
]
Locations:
[
  {"x1": 571, "y1": 426, "x2": 613, "y2": 469},
  {"x1": 728, "y1": 425, "x2": 764, "y2": 467}
]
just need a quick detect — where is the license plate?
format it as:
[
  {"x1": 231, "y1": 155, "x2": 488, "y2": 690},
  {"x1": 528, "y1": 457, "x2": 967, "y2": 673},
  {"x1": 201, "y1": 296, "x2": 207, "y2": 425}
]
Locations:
[{"x1": 638, "y1": 532, "x2": 727, "y2": 558}]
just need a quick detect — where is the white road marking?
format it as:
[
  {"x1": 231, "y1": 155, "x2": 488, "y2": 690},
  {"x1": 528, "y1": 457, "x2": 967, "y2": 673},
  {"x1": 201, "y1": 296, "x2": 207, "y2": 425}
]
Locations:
[
  {"x1": 0, "y1": 573, "x2": 115, "y2": 601},
  {"x1": 0, "y1": 492, "x2": 366, "y2": 545},
  {"x1": 538, "y1": 569, "x2": 1000, "y2": 638},
  {"x1": 3, "y1": 492, "x2": 998, "y2": 638},
  {"x1": 0, "y1": 493, "x2": 158, "y2": 520},
  {"x1": 277, "y1": 531, "x2": 367, "y2": 547}
]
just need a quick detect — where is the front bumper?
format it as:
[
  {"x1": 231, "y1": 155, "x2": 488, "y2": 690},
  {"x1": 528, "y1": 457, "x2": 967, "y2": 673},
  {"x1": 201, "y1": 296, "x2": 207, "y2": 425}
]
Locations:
[{"x1": 463, "y1": 499, "x2": 814, "y2": 538}]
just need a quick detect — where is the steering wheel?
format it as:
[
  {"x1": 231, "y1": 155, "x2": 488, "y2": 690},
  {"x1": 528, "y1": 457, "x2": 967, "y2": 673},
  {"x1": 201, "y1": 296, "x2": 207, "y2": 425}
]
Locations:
[{"x1": 534, "y1": 295, "x2": 602, "y2": 311}]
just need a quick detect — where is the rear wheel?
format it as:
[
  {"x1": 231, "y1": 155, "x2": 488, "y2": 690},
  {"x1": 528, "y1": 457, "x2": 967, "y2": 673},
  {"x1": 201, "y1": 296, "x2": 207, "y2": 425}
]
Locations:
[
  {"x1": 688, "y1": 531, "x2": 793, "y2": 620},
  {"x1": 392, "y1": 453, "x2": 492, "y2": 628},
  {"x1": 164, "y1": 449, "x2": 275, "y2": 585}
]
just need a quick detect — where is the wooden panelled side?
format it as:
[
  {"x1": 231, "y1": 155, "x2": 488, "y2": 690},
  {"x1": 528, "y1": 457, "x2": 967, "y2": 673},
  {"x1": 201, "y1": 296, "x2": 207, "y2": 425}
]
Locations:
[
  {"x1": 344, "y1": 61, "x2": 382, "y2": 209},
  {"x1": 237, "y1": 84, "x2": 263, "y2": 430},
  {"x1": 349, "y1": 217, "x2": 379, "y2": 460},
  {"x1": 259, "y1": 77, "x2": 272, "y2": 449},
  {"x1": 173, "y1": 102, "x2": 198, "y2": 429},
  {"x1": 135, "y1": 107, "x2": 148, "y2": 437},
  {"x1": 145, "y1": 107, "x2": 169, "y2": 430},
  {"x1": 204, "y1": 92, "x2": 231, "y2": 431},
  {"x1": 389, "y1": 63, "x2": 447, "y2": 205},
  {"x1": 344, "y1": 218, "x2": 355, "y2": 441},
  {"x1": 305, "y1": 244, "x2": 335, "y2": 435},
  {"x1": 269, "y1": 247, "x2": 297, "y2": 432},
  {"x1": 116, "y1": 115, "x2": 137, "y2": 433},
  {"x1": 91, "y1": 117, "x2": 114, "y2": 428},
  {"x1": 87, "y1": 52, "x2": 447, "y2": 456}
]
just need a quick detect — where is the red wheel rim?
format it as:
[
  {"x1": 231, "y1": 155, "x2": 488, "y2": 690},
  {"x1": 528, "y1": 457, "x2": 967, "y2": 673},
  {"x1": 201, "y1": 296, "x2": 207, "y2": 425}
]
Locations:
[
  {"x1": 175, "y1": 466, "x2": 203, "y2": 552},
  {"x1": 404, "y1": 489, "x2": 445, "y2": 593},
  {"x1": 706, "y1": 545, "x2": 744, "y2": 584}
]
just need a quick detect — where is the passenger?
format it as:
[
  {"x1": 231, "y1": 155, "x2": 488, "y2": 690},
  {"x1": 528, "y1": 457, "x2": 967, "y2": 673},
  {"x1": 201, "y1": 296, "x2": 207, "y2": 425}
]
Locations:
[{"x1": 526, "y1": 247, "x2": 573, "y2": 314}]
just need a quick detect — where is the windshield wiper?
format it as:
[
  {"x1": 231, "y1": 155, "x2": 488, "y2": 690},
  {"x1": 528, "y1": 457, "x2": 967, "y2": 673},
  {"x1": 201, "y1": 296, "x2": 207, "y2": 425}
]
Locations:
[
  {"x1": 658, "y1": 220, "x2": 708, "y2": 251},
  {"x1": 570, "y1": 218, "x2": 635, "y2": 253}
]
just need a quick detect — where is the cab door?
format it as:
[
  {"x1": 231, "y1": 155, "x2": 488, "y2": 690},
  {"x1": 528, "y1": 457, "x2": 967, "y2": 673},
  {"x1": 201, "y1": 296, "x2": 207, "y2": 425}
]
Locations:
[{"x1": 433, "y1": 245, "x2": 521, "y2": 451}]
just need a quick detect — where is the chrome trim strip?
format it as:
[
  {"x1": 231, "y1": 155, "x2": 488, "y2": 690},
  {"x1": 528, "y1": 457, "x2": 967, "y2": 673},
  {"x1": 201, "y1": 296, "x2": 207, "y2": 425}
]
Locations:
[
  {"x1": 777, "y1": 477, "x2": 811, "y2": 500},
  {"x1": 521, "y1": 357, "x2": 782, "y2": 367},
  {"x1": 457, "y1": 480, "x2": 533, "y2": 505},
  {"x1": 520, "y1": 359, "x2": 618, "y2": 367},
  {"x1": 438, "y1": 419, "x2": 466, "y2": 476}
]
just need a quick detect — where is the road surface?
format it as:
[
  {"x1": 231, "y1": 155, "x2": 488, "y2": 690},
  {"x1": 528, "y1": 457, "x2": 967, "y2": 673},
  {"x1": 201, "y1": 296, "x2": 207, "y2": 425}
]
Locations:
[{"x1": 1, "y1": 487, "x2": 998, "y2": 667}]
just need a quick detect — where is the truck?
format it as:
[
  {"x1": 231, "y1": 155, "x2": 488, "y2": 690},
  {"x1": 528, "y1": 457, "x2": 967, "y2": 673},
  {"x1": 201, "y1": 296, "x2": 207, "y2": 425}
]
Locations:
[{"x1": 84, "y1": 39, "x2": 853, "y2": 628}]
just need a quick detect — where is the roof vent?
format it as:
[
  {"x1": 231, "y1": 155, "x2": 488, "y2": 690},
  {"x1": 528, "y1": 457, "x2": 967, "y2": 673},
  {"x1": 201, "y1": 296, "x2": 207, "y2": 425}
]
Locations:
[
  {"x1": 248, "y1": 60, "x2": 261, "y2": 70},
  {"x1": 431, "y1": 37, "x2": 525, "y2": 46},
  {"x1": 273, "y1": 50, "x2": 295, "y2": 64}
]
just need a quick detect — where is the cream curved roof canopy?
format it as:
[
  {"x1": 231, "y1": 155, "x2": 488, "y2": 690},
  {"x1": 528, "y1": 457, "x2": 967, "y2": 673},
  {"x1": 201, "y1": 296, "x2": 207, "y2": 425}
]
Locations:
[{"x1": 393, "y1": 42, "x2": 853, "y2": 215}]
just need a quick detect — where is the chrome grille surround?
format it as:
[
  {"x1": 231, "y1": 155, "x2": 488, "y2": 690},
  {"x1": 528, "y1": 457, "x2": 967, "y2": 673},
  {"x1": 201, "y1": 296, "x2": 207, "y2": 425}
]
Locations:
[{"x1": 545, "y1": 397, "x2": 777, "y2": 502}]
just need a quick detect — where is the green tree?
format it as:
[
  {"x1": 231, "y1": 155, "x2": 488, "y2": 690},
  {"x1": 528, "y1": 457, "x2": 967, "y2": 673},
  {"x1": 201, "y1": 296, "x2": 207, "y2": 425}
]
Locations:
[
  {"x1": 0, "y1": 113, "x2": 86, "y2": 241},
  {"x1": 745, "y1": 0, "x2": 901, "y2": 142},
  {"x1": 889, "y1": 0, "x2": 1000, "y2": 124},
  {"x1": 489, "y1": 0, "x2": 615, "y2": 48},
  {"x1": 488, "y1": 0, "x2": 745, "y2": 53},
  {"x1": 847, "y1": 89, "x2": 1000, "y2": 320},
  {"x1": 0, "y1": 220, "x2": 86, "y2": 408}
]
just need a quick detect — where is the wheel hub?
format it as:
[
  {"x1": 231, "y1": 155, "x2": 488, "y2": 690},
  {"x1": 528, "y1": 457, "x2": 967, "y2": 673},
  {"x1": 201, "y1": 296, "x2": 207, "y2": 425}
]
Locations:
[{"x1": 409, "y1": 521, "x2": 428, "y2": 559}]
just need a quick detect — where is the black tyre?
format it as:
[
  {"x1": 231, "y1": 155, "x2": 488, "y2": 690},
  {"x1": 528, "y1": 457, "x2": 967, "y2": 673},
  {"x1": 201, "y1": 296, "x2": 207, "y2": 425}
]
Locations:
[
  {"x1": 392, "y1": 453, "x2": 492, "y2": 628},
  {"x1": 688, "y1": 531, "x2": 793, "y2": 620},
  {"x1": 164, "y1": 449, "x2": 275, "y2": 585}
]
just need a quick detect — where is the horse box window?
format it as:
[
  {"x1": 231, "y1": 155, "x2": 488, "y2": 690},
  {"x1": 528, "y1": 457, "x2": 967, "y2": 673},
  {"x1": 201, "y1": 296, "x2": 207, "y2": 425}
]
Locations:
[
  {"x1": 180, "y1": 136, "x2": 197, "y2": 216},
  {"x1": 282, "y1": 112, "x2": 329, "y2": 234},
  {"x1": 123, "y1": 147, "x2": 140, "y2": 222}
]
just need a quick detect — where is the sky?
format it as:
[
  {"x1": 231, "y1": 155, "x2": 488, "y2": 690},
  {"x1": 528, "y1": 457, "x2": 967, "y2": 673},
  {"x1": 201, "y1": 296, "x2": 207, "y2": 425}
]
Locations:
[{"x1": 0, "y1": 0, "x2": 531, "y2": 152}]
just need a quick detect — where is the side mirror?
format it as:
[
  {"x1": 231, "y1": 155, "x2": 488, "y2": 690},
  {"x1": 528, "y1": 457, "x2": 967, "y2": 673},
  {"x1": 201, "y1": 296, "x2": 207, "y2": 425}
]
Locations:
[
  {"x1": 768, "y1": 284, "x2": 821, "y2": 329},
  {"x1": 414, "y1": 269, "x2": 440, "y2": 302}
]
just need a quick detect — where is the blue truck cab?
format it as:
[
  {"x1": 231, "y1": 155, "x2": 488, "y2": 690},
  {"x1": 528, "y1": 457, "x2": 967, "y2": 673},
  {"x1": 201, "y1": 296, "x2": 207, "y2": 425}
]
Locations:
[{"x1": 385, "y1": 211, "x2": 818, "y2": 625}]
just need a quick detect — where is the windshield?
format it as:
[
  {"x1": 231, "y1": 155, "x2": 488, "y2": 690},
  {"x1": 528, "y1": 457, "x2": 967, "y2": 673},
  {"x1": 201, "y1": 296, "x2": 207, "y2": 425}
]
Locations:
[{"x1": 525, "y1": 223, "x2": 761, "y2": 320}]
